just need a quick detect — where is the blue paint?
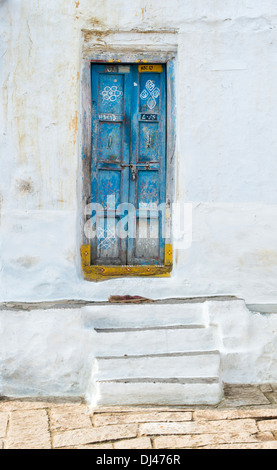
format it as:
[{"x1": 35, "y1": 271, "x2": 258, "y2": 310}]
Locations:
[
  {"x1": 137, "y1": 171, "x2": 159, "y2": 205},
  {"x1": 98, "y1": 73, "x2": 124, "y2": 114},
  {"x1": 138, "y1": 122, "x2": 159, "y2": 162},
  {"x1": 99, "y1": 122, "x2": 122, "y2": 162},
  {"x1": 91, "y1": 64, "x2": 166, "y2": 266},
  {"x1": 98, "y1": 170, "x2": 121, "y2": 209}
]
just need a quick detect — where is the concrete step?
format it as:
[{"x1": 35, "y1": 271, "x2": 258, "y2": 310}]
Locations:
[
  {"x1": 96, "y1": 380, "x2": 223, "y2": 406},
  {"x1": 87, "y1": 301, "x2": 223, "y2": 406},
  {"x1": 95, "y1": 351, "x2": 220, "y2": 381},
  {"x1": 94, "y1": 325, "x2": 219, "y2": 357},
  {"x1": 82, "y1": 303, "x2": 205, "y2": 329}
]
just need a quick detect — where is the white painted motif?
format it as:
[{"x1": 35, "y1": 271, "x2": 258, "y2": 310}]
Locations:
[
  {"x1": 97, "y1": 226, "x2": 117, "y2": 250},
  {"x1": 140, "y1": 80, "x2": 160, "y2": 109},
  {"x1": 101, "y1": 86, "x2": 123, "y2": 103}
]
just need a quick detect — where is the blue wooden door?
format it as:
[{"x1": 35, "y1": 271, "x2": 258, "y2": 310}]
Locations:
[{"x1": 91, "y1": 64, "x2": 166, "y2": 266}]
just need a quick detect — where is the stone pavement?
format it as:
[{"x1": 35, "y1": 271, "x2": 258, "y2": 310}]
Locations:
[{"x1": 2, "y1": 384, "x2": 277, "y2": 449}]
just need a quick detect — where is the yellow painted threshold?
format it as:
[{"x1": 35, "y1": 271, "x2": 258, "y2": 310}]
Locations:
[{"x1": 80, "y1": 244, "x2": 173, "y2": 281}]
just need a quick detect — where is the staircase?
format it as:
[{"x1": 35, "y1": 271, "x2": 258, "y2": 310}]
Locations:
[{"x1": 85, "y1": 302, "x2": 223, "y2": 406}]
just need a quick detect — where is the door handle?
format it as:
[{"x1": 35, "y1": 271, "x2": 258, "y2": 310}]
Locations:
[
  {"x1": 107, "y1": 135, "x2": 113, "y2": 149},
  {"x1": 147, "y1": 132, "x2": 152, "y2": 149}
]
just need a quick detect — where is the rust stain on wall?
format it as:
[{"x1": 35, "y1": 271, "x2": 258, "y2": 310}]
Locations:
[
  {"x1": 86, "y1": 17, "x2": 106, "y2": 30},
  {"x1": 69, "y1": 110, "x2": 78, "y2": 147},
  {"x1": 72, "y1": 72, "x2": 80, "y2": 82},
  {"x1": 142, "y1": 7, "x2": 146, "y2": 21}
]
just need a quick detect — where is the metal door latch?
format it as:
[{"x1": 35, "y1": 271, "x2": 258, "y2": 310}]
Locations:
[
  {"x1": 130, "y1": 165, "x2": 137, "y2": 180},
  {"x1": 120, "y1": 163, "x2": 137, "y2": 180}
]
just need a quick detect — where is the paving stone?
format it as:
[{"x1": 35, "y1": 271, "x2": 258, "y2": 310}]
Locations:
[
  {"x1": 3, "y1": 387, "x2": 277, "y2": 449},
  {"x1": 222, "y1": 385, "x2": 270, "y2": 407},
  {"x1": 140, "y1": 419, "x2": 258, "y2": 436},
  {"x1": 50, "y1": 409, "x2": 92, "y2": 432},
  {"x1": 93, "y1": 406, "x2": 193, "y2": 413},
  {"x1": 257, "y1": 419, "x2": 277, "y2": 433},
  {"x1": 59, "y1": 443, "x2": 114, "y2": 449},
  {"x1": 260, "y1": 384, "x2": 273, "y2": 393},
  {"x1": 114, "y1": 437, "x2": 152, "y2": 449},
  {"x1": 0, "y1": 398, "x2": 82, "y2": 412},
  {"x1": 8, "y1": 409, "x2": 49, "y2": 426},
  {"x1": 255, "y1": 432, "x2": 275, "y2": 441},
  {"x1": 194, "y1": 408, "x2": 277, "y2": 421},
  {"x1": 49, "y1": 403, "x2": 88, "y2": 413},
  {"x1": 269, "y1": 393, "x2": 277, "y2": 404},
  {"x1": 202, "y1": 441, "x2": 277, "y2": 449},
  {"x1": 93, "y1": 411, "x2": 192, "y2": 427},
  {"x1": 0, "y1": 401, "x2": 48, "y2": 412},
  {"x1": 0, "y1": 413, "x2": 9, "y2": 438},
  {"x1": 153, "y1": 432, "x2": 275, "y2": 449},
  {"x1": 6, "y1": 409, "x2": 51, "y2": 449},
  {"x1": 53, "y1": 424, "x2": 138, "y2": 448}
]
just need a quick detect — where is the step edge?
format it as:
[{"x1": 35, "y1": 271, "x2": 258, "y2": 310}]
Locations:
[
  {"x1": 96, "y1": 350, "x2": 221, "y2": 360},
  {"x1": 97, "y1": 377, "x2": 220, "y2": 384},
  {"x1": 95, "y1": 324, "x2": 206, "y2": 333}
]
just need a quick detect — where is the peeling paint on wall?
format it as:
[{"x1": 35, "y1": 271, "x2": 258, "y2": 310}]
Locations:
[
  {"x1": 16, "y1": 178, "x2": 34, "y2": 196},
  {"x1": 1, "y1": 1, "x2": 277, "y2": 303}
]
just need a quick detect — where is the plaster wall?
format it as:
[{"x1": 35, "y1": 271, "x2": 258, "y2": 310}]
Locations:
[
  {"x1": 1, "y1": 1, "x2": 277, "y2": 303},
  {"x1": 1, "y1": 300, "x2": 277, "y2": 399}
]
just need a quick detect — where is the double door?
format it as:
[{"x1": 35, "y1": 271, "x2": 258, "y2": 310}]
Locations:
[{"x1": 91, "y1": 63, "x2": 166, "y2": 266}]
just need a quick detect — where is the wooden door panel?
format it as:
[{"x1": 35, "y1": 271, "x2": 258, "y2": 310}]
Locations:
[
  {"x1": 91, "y1": 65, "x2": 130, "y2": 265},
  {"x1": 91, "y1": 63, "x2": 166, "y2": 267},
  {"x1": 128, "y1": 65, "x2": 166, "y2": 265}
]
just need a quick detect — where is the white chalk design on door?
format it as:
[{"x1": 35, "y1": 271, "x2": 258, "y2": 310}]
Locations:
[
  {"x1": 140, "y1": 80, "x2": 160, "y2": 110},
  {"x1": 101, "y1": 86, "x2": 123, "y2": 102}
]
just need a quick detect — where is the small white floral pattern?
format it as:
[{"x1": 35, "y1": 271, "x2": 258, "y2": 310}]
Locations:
[{"x1": 101, "y1": 86, "x2": 123, "y2": 103}]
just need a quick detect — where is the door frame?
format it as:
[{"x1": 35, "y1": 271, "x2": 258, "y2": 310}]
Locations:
[{"x1": 79, "y1": 49, "x2": 176, "y2": 281}]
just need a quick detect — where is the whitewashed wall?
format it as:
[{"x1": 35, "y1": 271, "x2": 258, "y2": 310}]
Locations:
[
  {"x1": 1, "y1": 0, "x2": 277, "y2": 304},
  {"x1": 1, "y1": 300, "x2": 277, "y2": 399}
]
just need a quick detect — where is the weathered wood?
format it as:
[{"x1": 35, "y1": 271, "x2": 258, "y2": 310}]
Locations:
[
  {"x1": 80, "y1": 35, "x2": 177, "y2": 280},
  {"x1": 80, "y1": 245, "x2": 172, "y2": 281}
]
